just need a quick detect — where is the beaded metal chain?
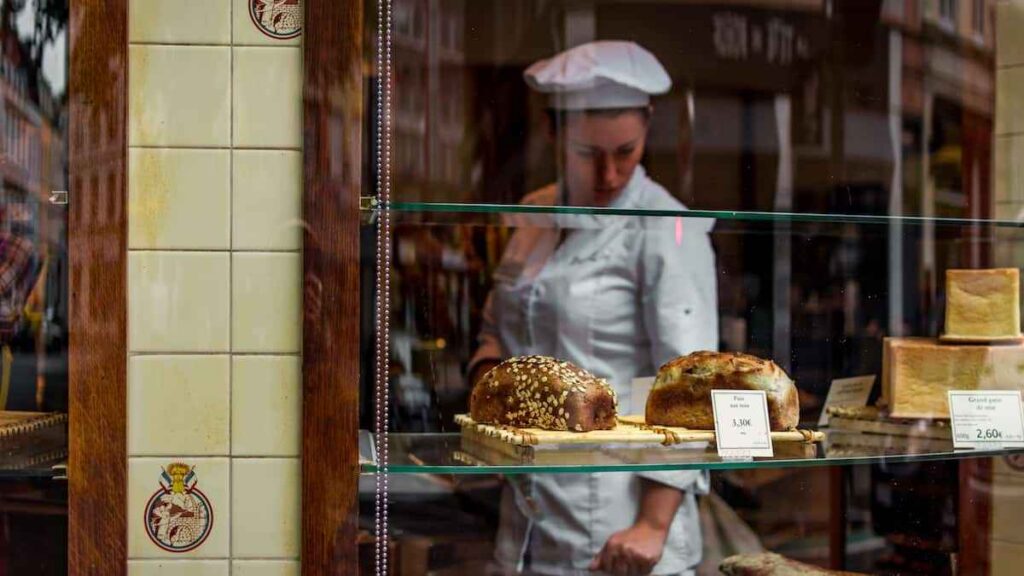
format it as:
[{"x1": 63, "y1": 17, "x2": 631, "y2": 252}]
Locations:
[{"x1": 374, "y1": 0, "x2": 393, "y2": 573}]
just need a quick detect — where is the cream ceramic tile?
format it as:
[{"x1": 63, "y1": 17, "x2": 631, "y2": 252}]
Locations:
[
  {"x1": 233, "y1": 0, "x2": 303, "y2": 46},
  {"x1": 129, "y1": 46, "x2": 230, "y2": 147},
  {"x1": 129, "y1": 0, "x2": 231, "y2": 45},
  {"x1": 232, "y1": 458, "x2": 301, "y2": 558},
  {"x1": 232, "y1": 253, "x2": 301, "y2": 353},
  {"x1": 992, "y1": 474, "x2": 1024, "y2": 543},
  {"x1": 995, "y1": 202, "x2": 1024, "y2": 221},
  {"x1": 233, "y1": 47, "x2": 302, "y2": 148},
  {"x1": 232, "y1": 560, "x2": 300, "y2": 576},
  {"x1": 129, "y1": 356, "x2": 230, "y2": 456},
  {"x1": 232, "y1": 356, "x2": 300, "y2": 456},
  {"x1": 233, "y1": 151, "x2": 302, "y2": 250},
  {"x1": 996, "y1": 453, "x2": 1024, "y2": 476},
  {"x1": 129, "y1": 252, "x2": 230, "y2": 353},
  {"x1": 129, "y1": 458, "x2": 229, "y2": 559},
  {"x1": 993, "y1": 540, "x2": 1024, "y2": 576},
  {"x1": 995, "y1": 135, "x2": 1024, "y2": 205},
  {"x1": 998, "y1": 1, "x2": 1024, "y2": 68},
  {"x1": 997, "y1": 67, "x2": 1024, "y2": 136},
  {"x1": 128, "y1": 560, "x2": 229, "y2": 576},
  {"x1": 129, "y1": 149, "x2": 230, "y2": 250}
]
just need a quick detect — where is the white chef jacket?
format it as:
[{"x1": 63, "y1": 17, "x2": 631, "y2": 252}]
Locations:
[{"x1": 470, "y1": 166, "x2": 719, "y2": 575}]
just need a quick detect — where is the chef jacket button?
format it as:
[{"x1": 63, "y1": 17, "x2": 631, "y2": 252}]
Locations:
[{"x1": 684, "y1": 308, "x2": 692, "y2": 315}]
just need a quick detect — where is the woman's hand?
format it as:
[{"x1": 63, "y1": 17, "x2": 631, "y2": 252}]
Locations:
[
  {"x1": 588, "y1": 520, "x2": 668, "y2": 575},
  {"x1": 589, "y1": 479, "x2": 682, "y2": 575}
]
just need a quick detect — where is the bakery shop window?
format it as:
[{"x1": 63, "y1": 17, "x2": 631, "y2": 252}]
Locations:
[
  {"x1": 364, "y1": 0, "x2": 1007, "y2": 429},
  {"x1": 0, "y1": 0, "x2": 68, "y2": 574},
  {"x1": 360, "y1": 1, "x2": 1019, "y2": 575}
]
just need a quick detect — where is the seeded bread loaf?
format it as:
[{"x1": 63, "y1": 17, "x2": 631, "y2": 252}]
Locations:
[
  {"x1": 469, "y1": 356, "x2": 617, "y2": 431},
  {"x1": 646, "y1": 351, "x2": 799, "y2": 431}
]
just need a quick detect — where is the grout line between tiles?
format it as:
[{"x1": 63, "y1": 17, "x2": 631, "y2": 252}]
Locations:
[
  {"x1": 130, "y1": 41, "x2": 299, "y2": 49},
  {"x1": 130, "y1": 454, "x2": 300, "y2": 460},
  {"x1": 127, "y1": 248, "x2": 300, "y2": 254},
  {"x1": 128, "y1": 351, "x2": 300, "y2": 357},
  {"x1": 128, "y1": 145, "x2": 301, "y2": 151},
  {"x1": 229, "y1": 5, "x2": 235, "y2": 564}
]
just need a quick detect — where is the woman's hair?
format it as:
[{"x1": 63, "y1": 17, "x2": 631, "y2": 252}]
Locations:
[{"x1": 545, "y1": 106, "x2": 651, "y2": 134}]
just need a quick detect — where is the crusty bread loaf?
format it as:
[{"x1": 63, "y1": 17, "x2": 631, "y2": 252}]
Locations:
[
  {"x1": 469, "y1": 356, "x2": 617, "y2": 431},
  {"x1": 720, "y1": 553, "x2": 863, "y2": 575},
  {"x1": 646, "y1": 351, "x2": 799, "y2": 431}
]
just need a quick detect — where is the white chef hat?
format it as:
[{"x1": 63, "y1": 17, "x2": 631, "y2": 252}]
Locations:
[{"x1": 524, "y1": 41, "x2": 672, "y2": 111}]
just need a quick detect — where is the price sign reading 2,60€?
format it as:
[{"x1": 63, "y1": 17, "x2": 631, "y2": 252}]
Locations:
[
  {"x1": 711, "y1": 390, "x2": 774, "y2": 458},
  {"x1": 948, "y1": 390, "x2": 1024, "y2": 450}
]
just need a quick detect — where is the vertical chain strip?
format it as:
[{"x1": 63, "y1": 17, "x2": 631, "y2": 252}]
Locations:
[
  {"x1": 383, "y1": 1, "x2": 393, "y2": 574},
  {"x1": 374, "y1": 0, "x2": 393, "y2": 574}
]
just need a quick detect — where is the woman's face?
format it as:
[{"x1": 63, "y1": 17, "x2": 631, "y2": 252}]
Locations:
[{"x1": 558, "y1": 109, "x2": 649, "y2": 207}]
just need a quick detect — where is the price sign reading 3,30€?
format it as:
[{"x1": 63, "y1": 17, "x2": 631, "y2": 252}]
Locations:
[
  {"x1": 948, "y1": 390, "x2": 1024, "y2": 450},
  {"x1": 711, "y1": 390, "x2": 774, "y2": 458}
]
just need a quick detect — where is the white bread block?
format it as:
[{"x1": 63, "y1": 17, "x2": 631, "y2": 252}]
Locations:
[
  {"x1": 882, "y1": 337, "x2": 1024, "y2": 419},
  {"x1": 945, "y1": 268, "x2": 1020, "y2": 339}
]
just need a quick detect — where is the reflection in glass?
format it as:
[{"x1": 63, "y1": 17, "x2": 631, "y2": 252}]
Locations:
[
  {"x1": 0, "y1": 1, "x2": 67, "y2": 574},
  {"x1": 361, "y1": 1, "x2": 1013, "y2": 574}
]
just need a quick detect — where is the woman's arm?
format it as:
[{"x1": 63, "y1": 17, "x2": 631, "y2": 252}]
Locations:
[
  {"x1": 589, "y1": 479, "x2": 683, "y2": 574},
  {"x1": 467, "y1": 292, "x2": 502, "y2": 385}
]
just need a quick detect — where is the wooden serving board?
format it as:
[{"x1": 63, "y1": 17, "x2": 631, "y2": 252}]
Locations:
[
  {"x1": 455, "y1": 414, "x2": 823, "y2": 462},
  {"x1": 616, "y1": 415, "x2": 824, "y2": 444},
  {"x1": 825, "y1": 409, "x2": 952, "y2": 441}
]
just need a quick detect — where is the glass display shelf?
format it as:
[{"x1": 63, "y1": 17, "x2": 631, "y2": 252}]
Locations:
[
  {"x1": 0, "y1": 417, "x2": 68, "y2": 479},
  {"x1": 370, "y1": 201, "x2": 1024, "y2": 229},
  {"x1": 0, "y1": 454, "x2": 66, "y2": 479},
  {"x1": 359, "y1": 430, "x2": 1024, "y2": 475}
]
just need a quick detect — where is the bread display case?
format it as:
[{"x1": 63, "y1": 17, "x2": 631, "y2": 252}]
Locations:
[{"x1": 334, "y1": 0, "x2": 1024, "y2": 574}]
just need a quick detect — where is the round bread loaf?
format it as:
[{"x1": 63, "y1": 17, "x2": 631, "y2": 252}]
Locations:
[
  {"x1": 469, "y1": 356, "x2": 617, "y2": 431},
  {"x1": 646, "y1": 351, "x2": 799, "y2": 431}
]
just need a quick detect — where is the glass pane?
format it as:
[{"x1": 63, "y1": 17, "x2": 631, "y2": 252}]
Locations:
[
  {"x1": 382, "y1": 0, "x2": 996, "y2": 224},
  {"x1": 362, "y1": 433, "x2": 1022, "y2": 475},
  {"x1": 362, "y1": 0, "x2": 1020, "y2": 574},
  {"x1": 0, "y1": 0, "x2": 69, "y2": 574}
]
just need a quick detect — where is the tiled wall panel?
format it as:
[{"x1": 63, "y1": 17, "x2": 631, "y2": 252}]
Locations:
[
  {"x1": 127, "y1": 0, "x2": 303, "y2": 567},
  {"x1": 993, "y1": 3, "x2": 1024, "y2": 571}
]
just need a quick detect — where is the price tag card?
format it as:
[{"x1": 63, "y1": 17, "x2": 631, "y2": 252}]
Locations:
[
  {"x1": 818, "y1": 375, "x2": 875, "y2": 427},
  {"x1": 948, "y1": 390, "x2": 1024, "y2": 450},
  {"x1": 711, "y1": 390, "x2": 774, "y2": 458}
]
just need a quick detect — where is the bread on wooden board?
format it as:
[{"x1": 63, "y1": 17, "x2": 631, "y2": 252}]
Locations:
[
  {"x1": 646, "y1": 351, "x2": 799, "y2": 431},
  {"x1": 469, "y1": 355, "x2": 617, "y2": 432}
]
